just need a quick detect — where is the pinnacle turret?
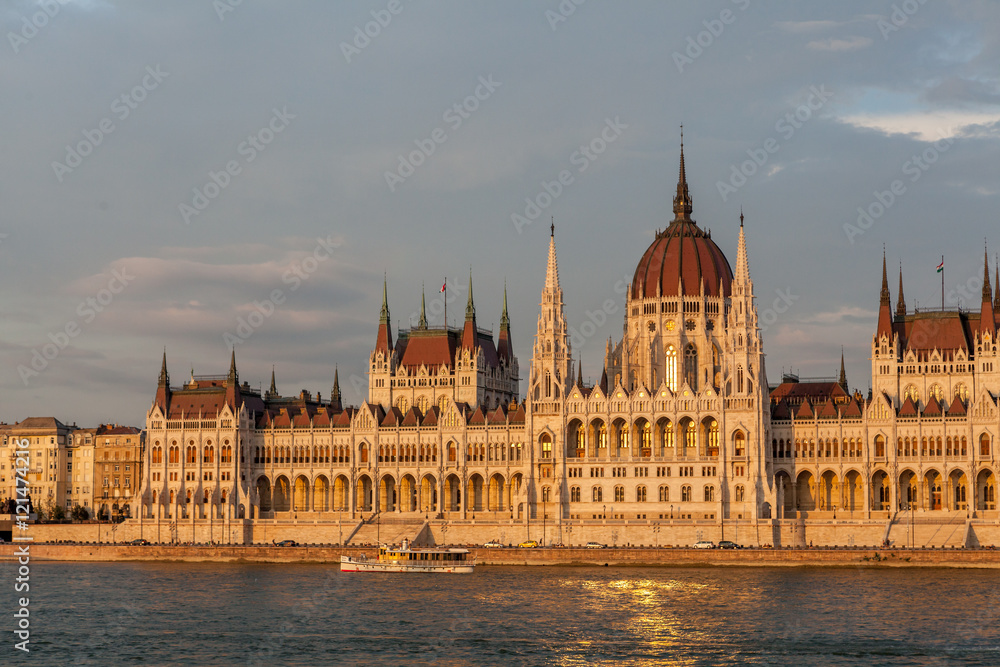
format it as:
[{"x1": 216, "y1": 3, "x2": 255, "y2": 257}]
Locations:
[
  {"x1": 896, "y1": 264, "x2": 906, "y2": 317},
  {"x1": 672, "y1": 130, "x2": 693, "y2": 222},
  {"x1": 418, "y1": 285, "x2": 428, "y2": 329}
]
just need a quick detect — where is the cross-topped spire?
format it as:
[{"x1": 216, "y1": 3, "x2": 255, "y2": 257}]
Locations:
[
  {"x1": 379, "y1": 273, "x2": 390, "y2": 324},
  {"x1": 673, "y1": 127, "x2": 693, "y2": 222},
  {"x1": 896, "y1": 262, "x2": 906, "y2": 317}
]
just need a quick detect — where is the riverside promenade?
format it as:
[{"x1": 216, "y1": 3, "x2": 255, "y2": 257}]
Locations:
[{"x1": 3, "y1": 543, "x2": 1000, "y2": 568}]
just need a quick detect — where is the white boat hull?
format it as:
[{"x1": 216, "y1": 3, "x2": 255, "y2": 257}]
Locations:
[{"x1": 340, "y1": 555, "x2": 474, "y2": 574}]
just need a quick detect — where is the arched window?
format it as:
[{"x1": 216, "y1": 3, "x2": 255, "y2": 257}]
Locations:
[
  {"x1": 981, "y1": 433, "x2": 991, "y2": 457},
  {"x1": 448, "y1": 442, "x2": 457, "y2": 462},
  {"x1": 704, "y1": 485, "x2": 715, "y2": 502},
  {"x1": 735, "y1": 485, "x2": 745, "y2": 502},
  {"x1": 152, "y1": 447, "x2": 163, "y2": 464},
  {"x1": 684, "y1": 344, "x2": 698, "y2": 390},
  {"x1": 545, "y1": 371, "x2": 552, "y2": 398},
  {"x1": 592, "y1": 486, "x2": 603, "y2": 502},
  {"x1": 681, "y1": 485, "x2": 692, "y2": 502},
  {"x1": 359, "y1": 444, "x2": 368, "y2": 464},
  {"x1": 570, "y1": 486, "x2": 580, "y2": 502},
  {"x1": 665, "y1": 345, "x2": 677, "y2": 391},
  {"x1": 636, "y1": 486, "x2": 647, "y2": 502},
  {"x1": 186, "y1": 445, "x2": 197, "y2": 464},
  {"x1": 733, "y1": 431, "x2": 745, "y2": 457},
  {"x1": 874, "y1": 435, "x2": 885, "y2": 458},
  {"x1": 541, "y1": 486, "x2": 551, "y2": 502},
  {"x1": 736, "y1": 365, "x2": 744, "y2": 393},
  {"x1": 663, "y1": 421, "x2": 674, "y2": 454},
  {"x1": 658, "y1": 485, "x2": 669, "y2": 502},
  {"x1": 614, "y1": 485, "x2": 625, "y2": 502},
  {"x1": 540, "y1": 434, "x2": 552, "y2": 459}
]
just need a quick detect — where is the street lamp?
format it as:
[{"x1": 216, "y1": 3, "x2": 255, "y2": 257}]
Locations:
[
  {"x1": 602, "y1": 504, "x2": 606, "y2": 519},
  {"x1": 670, "y1": 504, "x2": 674, "y2": 520}
]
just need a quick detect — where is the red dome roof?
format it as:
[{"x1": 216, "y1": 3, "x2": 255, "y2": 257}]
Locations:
[
  {"x1": 631, "y1": 220, "x2": 733, "y2": 299},
  {"x1": 631, "y1": 144, "x2": 734, "y2": 300}
]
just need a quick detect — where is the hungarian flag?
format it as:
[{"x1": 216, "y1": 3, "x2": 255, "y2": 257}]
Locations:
[
  {"x1": 936, "y1": 260, "x2": 944, "y2": 273},
  {"x1": 440, "y1": 281, "x2": 447, "y2": 293}
]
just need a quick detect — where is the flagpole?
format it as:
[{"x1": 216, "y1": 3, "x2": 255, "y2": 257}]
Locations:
[
  {"x1": 941, "y1": 255, "x2": 944, "y2": 310},
  {"x1": 444, "y1": 277, "x2": 447, "y2": 330}
]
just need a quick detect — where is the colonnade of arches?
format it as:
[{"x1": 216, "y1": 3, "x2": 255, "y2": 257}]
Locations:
[
  {"x1": 774, "y1": 467, "x2": 998, "y2": 516},
  {"x1": 251, "y1": 472, "x2": 524, "y2": 516},
  {"x1": 564, "y1": 417, "x2": 736, "y2": 459}
]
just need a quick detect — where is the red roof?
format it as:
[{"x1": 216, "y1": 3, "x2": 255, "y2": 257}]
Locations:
[
  {"x1": 898, "y1": 396, "x2": 918, "y2": 417},
  {"x1": 631, "y1": 221, "x2": 733, "y2": 299},
  {"x1": 794, "y1": 400, "x2": 813, "y2": 419},
  {"x1": 770, "y1": 381, "x2": 849, "y2": 404},
  {"x1": 899, "y1": 312, "x2": 977, "y2": 351},
  {"x1": 947, "y1": 395, "x2": 967, "y2": 416}
]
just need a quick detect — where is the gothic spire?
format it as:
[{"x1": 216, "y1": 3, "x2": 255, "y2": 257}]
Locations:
[
  {"x1": 379, "y1": 274, "x2": 390, "y2": 324},
  {"x1": 576, "y1": 359, "x2": 583, "y2": 388},
  {"x1": 880, "y1": 249, "x2": 891, "y2": 307},
  {"x1": 158, "y1": 348, "x2": 169, "y2": 387},
  {"x1": 877, "y1": 249, "x2": 894, "y2": 339},
  {"x1": 418, "y1": 284, "x2": 428, "y2": 329},
  {"x1": 465, "y1": 269, "x2": 476, "y2": 321},
  {"x1": 672, "y1": 128, "x2": 693, "y2": 222},
  {"x1": 269, "y1": 366, "x2": 276, "y2": 393},
  {"x1": 733, "y1": 209, "x2": 751, "y2": 285},
  {"x1": 500, "y1": 281, "x2": 510, "y2": 331},
  {"x1": 228, "y1": 347, "x2": 237, "y2": 381},
  {"x1": 838, "y1": 348, "x2": 848, "y2": 393},
  {"x1": 331, "y1": 366, "x2": 342, "y2": 408},
  {"x1": 983, "y1": 244, "x2": 993, "y2": 304},
  {"x1": 896, "y1": 263, "x2": 906, "y2": 317}
]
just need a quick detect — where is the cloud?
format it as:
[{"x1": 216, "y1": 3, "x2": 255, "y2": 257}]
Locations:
[
  {"x1": 807, "y1": 36, "x2": 872, "y2": 52},
  {"x1": 838, "y1": 111, "x2": 1000, "y2": 141},
  {"x1": 774, "y1": 20, "x2": 845, "y2": 33}
]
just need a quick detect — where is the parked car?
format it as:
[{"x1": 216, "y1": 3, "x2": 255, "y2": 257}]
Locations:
[
  {"x1": 518, "y1": 540, "x2": 539, "y2": 548},
  {"x1": 585, "y1": 542, "x2": 607, "y2": 549},
  {"x1": 274, "y1": 540, "x2": 298, "y2": 547},
  {"x1": 483, "y1": 540, "x2": 504, "y2": 548},
  {"x1": 717, "y1": 540, "x2": 740, "y2": 549},
  {"x1": 129, "y1": 538, "x2": 150, "y2": 546},
  {"x1": 693, "y1": 540, "x2": 716, "y2": 549}
]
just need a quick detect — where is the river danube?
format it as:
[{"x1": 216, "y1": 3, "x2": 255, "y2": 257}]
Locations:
[{"x1": 7, "y1": 562, "x2": 1000, "y2": 665}]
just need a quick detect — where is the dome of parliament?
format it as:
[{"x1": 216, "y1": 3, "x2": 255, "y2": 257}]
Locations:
[{"x1": 631, "y1": 146, "x2": 733, "y2": 300}]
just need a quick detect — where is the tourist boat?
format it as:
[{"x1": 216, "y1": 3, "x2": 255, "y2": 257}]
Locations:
[{"x1": 340, "y1": 538, "x2": 475, "y2": 573}]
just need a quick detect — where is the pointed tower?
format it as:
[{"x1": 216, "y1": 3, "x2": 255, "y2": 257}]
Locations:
[
  {"x1": 726, "y1": 210, "x2": 762, "y2": 396},
  {"x1": 838, "y1": 349, "x2": 848, "y2": 393},
  {"x1": 375, "y1": 276, "x2": 393, "y2": 357},
  {"x1": 369, "y1": 276, "x2": 396, "y2": 405},
  {"x1": 896, "y1": 264, "x2": 906, "y2": 318},
  {"x1": 576, "y1": 359, "x2": 584, "y2": 389},
  {"x1": 265, "y1": 366, "x2": 278, "y2": 400},
  {"x1": 876, "y1": 250, "x2": 894, "y2": 339},
  {"x1": 155, "y1": 348, "x2": 171, "y2": 412},
  {"x1": 980, "y1": 246, "x2": 996, "y2": 338},
  {"x1": 417, "y1": 286, "x2": 428, "y2": 329},
  {"x1": 461, "y1": 269, "x2": 478, "y2": 352},
  {"x1": 497, "y1": 282, "x2": 513, "y2": 363},
  {"x1": 330, "y1": 366, "x2": 343, "y2": 411},
  {"x1": 529, "y1": 224, "x2": 572, "y2": 404},
  {"x1": 224, "y1": 348, "x2": 241, "y2": 409}
]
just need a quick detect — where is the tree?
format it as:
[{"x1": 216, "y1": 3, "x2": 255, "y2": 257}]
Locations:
[
  {"x1": 51, "y1": 504, "x2": 66, "y2": 521},
  {"x1": 71, "y1": 505, "x2": 90, "y2": 521}
]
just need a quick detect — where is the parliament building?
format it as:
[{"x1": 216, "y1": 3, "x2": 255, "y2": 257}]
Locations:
[{"x1": 134, "y1": 147, "x2": 1000, "y2": 547}]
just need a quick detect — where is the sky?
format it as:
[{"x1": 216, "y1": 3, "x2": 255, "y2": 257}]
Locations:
[{"x1": 2, "y1": 0, "x2": 999, "y2": 428}]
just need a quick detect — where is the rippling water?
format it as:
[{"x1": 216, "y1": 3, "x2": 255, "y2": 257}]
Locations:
[{"x1": 6, "y1": 561, "x2": 1000, "y2": 665}]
